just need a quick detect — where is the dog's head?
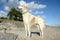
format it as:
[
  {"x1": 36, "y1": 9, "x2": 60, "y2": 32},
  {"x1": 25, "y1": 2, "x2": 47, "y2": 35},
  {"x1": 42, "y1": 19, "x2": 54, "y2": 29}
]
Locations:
[{"x1": 17, "y1": 6, "x2": 28, "y2": 13}]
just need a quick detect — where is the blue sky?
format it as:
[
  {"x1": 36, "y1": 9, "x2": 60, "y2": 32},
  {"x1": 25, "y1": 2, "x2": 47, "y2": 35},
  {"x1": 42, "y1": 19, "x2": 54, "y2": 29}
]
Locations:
[{"x1": 0, "y1": 0, "x2": 60, "y2": 26}]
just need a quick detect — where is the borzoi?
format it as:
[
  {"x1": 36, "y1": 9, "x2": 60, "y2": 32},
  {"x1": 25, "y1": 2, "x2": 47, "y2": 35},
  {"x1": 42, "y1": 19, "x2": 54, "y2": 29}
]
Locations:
[{"x1": 17, "y1": 6, "x2": 45, "y2": 37}]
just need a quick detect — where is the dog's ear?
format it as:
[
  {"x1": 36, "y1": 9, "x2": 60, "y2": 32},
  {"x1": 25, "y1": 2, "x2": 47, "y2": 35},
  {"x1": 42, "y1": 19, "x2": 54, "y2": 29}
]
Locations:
[{"x1": 23, "y1": 6, "x2": 28, "y2": 10}]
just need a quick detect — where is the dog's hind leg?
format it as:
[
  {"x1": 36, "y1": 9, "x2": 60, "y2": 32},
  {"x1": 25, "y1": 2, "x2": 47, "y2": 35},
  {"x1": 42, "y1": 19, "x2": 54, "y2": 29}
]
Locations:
[
  {"x1": 39, "y1": 23, "x2": 45, "y2": 38},
  {"x1": 36, "y1": 24, "x2": 41, "y2": 36}
]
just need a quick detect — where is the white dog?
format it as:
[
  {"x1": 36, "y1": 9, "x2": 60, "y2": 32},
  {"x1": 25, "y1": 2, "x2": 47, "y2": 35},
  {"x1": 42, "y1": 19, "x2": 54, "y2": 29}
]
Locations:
[{"x1": 17, "y1": 6, "x2": 45, "y2": 37}]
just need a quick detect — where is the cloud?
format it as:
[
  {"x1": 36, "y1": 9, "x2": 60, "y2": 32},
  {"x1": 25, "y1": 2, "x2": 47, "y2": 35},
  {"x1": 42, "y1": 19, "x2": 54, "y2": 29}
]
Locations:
[
  {"x1": 4, "y1": 6, "x2": 10, "y2": 11},
  {"x1": 1, "y1": 0, "x2": 19, "y2": 11},
  {"x1": 19, "y1": 0, "x2": 46, "y2": 15},
  {"x1": 28, "y1": 10, "x2": 32, "y2": 13},
  {"x1": 35, "y1": 11, "x2": 44, "y2": 14},
  {"x1": 19, "y1": 1, "x2": 46, "y2": 9},
  {"x1": 9, "y1": 0, "x2": 14, "y2": 2},
  {"x1": 27, "y1": 1, "x2": 46, "y2": 9},
  {"x1": 0, "y1": 0, "x2": 46, "y2": 17},
  {"x1": 28, "y1": 10, "x2": 44, "y2": 15},
  {"x1": 19, "y1": 0, "x2": 27, "y2": 6},
  {"x1": 1, "y1": 0, "x2": 46, "y2": 10},
  {"x1": 0, "y1": 0, "x2": 7, "y2": 3},
  {"x1": 0, "y1": 11, "x2": 7, "y2": 17},
  {"x1": 37, "y1": 15, "x2": 46, "y2": 19},
  {"x1": 42, "y1": 15, "x2": 46, "y2": 19}
]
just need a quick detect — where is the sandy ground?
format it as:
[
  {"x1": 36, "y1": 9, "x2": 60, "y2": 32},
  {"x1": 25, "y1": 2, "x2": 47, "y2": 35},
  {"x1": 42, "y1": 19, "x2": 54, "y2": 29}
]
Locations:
[
  {"x1": 16, "y1": 26, "x2": 60, "y2": 40},
  {"x1": 0, "y1": 21, "x2": 60, "y2": 40},
  {"x1": 1, "y1": 26, "x2": 60, "y2": 40}
]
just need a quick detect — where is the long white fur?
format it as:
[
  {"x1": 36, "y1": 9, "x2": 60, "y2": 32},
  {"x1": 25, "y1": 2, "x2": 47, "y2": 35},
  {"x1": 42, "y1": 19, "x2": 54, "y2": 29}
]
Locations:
[{"x1": 17, "y1": 6, "x2": 45, "y2": 37}]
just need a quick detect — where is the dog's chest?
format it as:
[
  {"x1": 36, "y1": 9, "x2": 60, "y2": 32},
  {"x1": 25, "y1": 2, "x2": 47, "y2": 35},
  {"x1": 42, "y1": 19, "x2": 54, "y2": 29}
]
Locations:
[
  {"x1": 22, "y1": 13, "x2": 37, "y2": 24},
  {"x1": 22, "y1": 13, "x2": 30, "y2": 22}
]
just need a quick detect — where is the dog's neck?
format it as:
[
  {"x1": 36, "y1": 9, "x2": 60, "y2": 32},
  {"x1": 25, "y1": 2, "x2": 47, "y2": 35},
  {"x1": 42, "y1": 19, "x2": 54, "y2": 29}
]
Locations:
[
  {"x1": 22, "y1": 11, "x2": 31, "y2": 17},
  {"x1": 22, "y1": 11, "x2": 28, "y2": 14}
]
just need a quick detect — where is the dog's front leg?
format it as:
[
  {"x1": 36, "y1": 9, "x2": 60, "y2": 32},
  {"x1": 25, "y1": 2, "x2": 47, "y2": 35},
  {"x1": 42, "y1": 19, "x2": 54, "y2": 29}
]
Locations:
[
  {"x1": 28, "y1": 25, "x2": 31, "y2": 37},
  {"x1": 24, "y1": 24, "x2": 28, "y2": 37}
]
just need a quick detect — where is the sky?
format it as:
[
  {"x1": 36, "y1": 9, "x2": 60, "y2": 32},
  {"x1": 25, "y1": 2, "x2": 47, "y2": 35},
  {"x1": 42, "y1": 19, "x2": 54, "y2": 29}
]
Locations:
[{"x1": 0, "y1": 0, "x2": 60, "y2": 26}]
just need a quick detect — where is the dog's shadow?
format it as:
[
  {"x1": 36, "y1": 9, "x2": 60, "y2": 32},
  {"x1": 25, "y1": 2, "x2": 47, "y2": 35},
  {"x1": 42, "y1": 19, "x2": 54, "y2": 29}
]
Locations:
[{"x1": 30, "y1": 32, "x2": 40, "y2": 37}]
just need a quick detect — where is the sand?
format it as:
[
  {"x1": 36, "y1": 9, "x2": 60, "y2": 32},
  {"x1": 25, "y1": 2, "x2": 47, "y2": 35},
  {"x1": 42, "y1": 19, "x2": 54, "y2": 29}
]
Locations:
[{"x1": 0, "y1": 21, "x2": 60, "y2": 40}]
